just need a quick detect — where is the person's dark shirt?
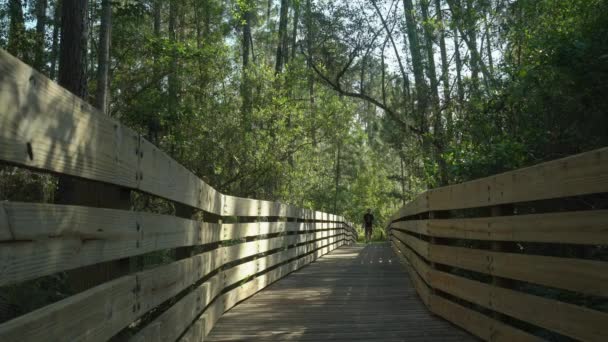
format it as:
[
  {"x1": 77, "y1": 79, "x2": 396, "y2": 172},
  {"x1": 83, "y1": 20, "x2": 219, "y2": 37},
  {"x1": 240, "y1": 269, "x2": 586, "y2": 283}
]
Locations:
[{"x1": 363, "y1": 213, "x2": 374, "y2": 228}]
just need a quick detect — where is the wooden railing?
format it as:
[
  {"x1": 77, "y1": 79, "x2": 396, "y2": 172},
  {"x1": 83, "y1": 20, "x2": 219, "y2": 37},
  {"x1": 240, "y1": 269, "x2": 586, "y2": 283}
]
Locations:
[
  {"x1": 388, "y1": 148, "x2": 608, "y2": 341},
  {"x1": 0, "y1": 49, "x2": 357, "y2": 341}
]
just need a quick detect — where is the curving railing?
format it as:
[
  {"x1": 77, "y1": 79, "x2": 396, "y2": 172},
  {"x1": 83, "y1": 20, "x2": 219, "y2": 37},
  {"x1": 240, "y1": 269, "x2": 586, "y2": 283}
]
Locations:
[
  {"x1": 0, "y1": 49, "x2": 356, "y2": 341},
  {"x1": 388, "y1": 147, "x2": 608, "y2": 341}
]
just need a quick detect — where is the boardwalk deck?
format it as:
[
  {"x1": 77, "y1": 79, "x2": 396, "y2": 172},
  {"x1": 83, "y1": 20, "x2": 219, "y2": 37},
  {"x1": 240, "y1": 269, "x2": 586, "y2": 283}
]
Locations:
[{"x1": 206, "y1": 243, "x2": 475, "y2": 341}]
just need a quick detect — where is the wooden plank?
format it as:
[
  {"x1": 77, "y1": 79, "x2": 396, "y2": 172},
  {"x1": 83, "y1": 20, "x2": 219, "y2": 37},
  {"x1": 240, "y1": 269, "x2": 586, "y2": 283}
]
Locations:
[
  {"x1": 390, "y1": 220, "x2": 428, "y2": 235},
  {"x1": 429, "y1": 244, "x2": 608, "y2": 297},
  {"x1": 0, "y1": 250, "x2": 220, "y2": 341},
  {"x1": 428, "y1": 269, "x2": 608, "y2": 342},
  {"x1": 427, "y1": 147, "x2": 608, "y2": 211},
  {"x1": 390, "y1": 194, "x2": 429, "y2": 221},
  {"x1": 429, "y1": 294, "x2": 542, "y2": 342},
  {"x1": 0, "y1": 202, "x2": 221, "y2": 286},
  {"x1": 391, "y1": 229, "x2": 429, "y2": 259},
  {"x1": 425, "y1": 210, "x2": 608, "y2": 245},
  {"x1": 391, "y1": 237, "x2": 431, "y2": 286},
  {"x1": 0, "y1": 49, "x2": 227, "y2": 215},
  {"x1": 131, "y1": 273, "x2": 223, "y2": 342}
]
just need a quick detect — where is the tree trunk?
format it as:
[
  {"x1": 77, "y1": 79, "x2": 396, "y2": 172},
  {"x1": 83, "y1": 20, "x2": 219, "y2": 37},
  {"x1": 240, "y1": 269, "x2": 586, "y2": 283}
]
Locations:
[
  {"x1": 34, "y1": 0, "x2": 48, "y2": 72},
  {"x1": 241, "y1": 1, "x2": 253, "y2": 124},
  {"x1": 7, "y1": 0, "x2": 25, "y2": 59},
  {"x1": 95, "y1": 0, "x2": 112, "y2": 114},
  {"x1": 465, "y1": 0, "x2": 479, "y2": 92},
  {"x1": 453, "y1": 25, "x2": 464, "y2": 104},
  {"x1": 291, "y1": 1, "x2": 299, "y2": 62},
  {"x1": 420, "y1": 0, "x2": 439, "y2": 105},
  {"x1": 402, "y1": 0, "x2": 427, "y2": 129},
  {"x1": 58, "y1": 0, "x2": 88, "y2": 98},
  {"x1": 275, "y1": 0, "x2": 289, "y2": 74},
  {"x1": 305, "y1": 0, "x2": 316, "y2": 146},
  {"x1": 334, "y1": 143, "x2": 341, "y2": 213},
  {"x1": 435, "y1": 0, "x2": 450, "y2": 105},
  {"x1": 57, "y1": 0, "x2": 132, "y2": 292},
  {"x1": 168, "y1": 0, "x2": 179, "y2": 122},
  {"x1": 49, "y1": 0, "x2": 61, "y2": 80}
]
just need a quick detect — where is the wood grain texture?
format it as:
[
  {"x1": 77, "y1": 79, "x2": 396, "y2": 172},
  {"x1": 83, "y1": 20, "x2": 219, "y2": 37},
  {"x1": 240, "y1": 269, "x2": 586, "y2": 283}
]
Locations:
[
  {"x1": 0, "y1": 202, "x2": 221, "y2": 286},
  {"x1": 206, "y1": 244, "x2": 474, "y2": 342},
  {"x1": 429, "y1": 269, "x2": 608, "y2": 342},
  {"x1": 391, "y1": 147, "x2": 608, "y2": 219},
  {"x1": 414, "y1": 210, "x2": 608, "y2": 245},
  {"x1": 430, "y1": 243, "x2": 608, "y2": 297}
]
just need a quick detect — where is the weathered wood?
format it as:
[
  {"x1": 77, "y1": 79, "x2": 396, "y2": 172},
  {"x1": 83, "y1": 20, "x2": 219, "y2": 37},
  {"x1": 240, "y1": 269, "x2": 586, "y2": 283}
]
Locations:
[
  {"x1": 130, "y1": 273, "x2": 223, "y2": 342},
  {"x1": 0, "y1": 202, "x2": 221, "y2": 286},
  {"x1": 429, "y1": 294, "x2": 542, "y2": 342},
  {"x1": 430, "y1": 243, "x2": 608, "y2": 297},
  {"x1": 391, "y1": 229, "x2": 429, "y2": 259},
  {"x1": 0, "y1": 250, "x2": 221, "y2": 341},
  {"x1": 429, "y1": 269, "x2": 608, "y2": 342},
  {"x1": 207, "y1": 244, "x2": 474, "y2": 342},
  {"x1": 424, "y1": 210, "x2": 608, "y2": 245},
  {"x1": 391, "y1": 147, "x2": 608, "y2": 219}
]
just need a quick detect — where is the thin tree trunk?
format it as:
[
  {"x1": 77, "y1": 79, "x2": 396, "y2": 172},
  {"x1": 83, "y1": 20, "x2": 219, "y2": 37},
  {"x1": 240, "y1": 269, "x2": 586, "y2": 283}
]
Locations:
[
  {"x1": 420, "y1": 0, "x2": 439, "y2": 105},
  {"x1": 402, "y1": 0, "x2": 427, "y2": 129},
  {"x1": 241, "y1": 1, "x2": 253, "y2": 124},
  {"x1": 291, "y1": 1, "x2": 299, "y2": 61},
  {"x1": 58, "y1": 0, "x2": 88, "y2": 98},
  {"x1": 465, "y1": 0, "x2": 479, "y2": 92},
  {"x1": 305, "y1": 0, "x2": 316, "y2": 146},
  {"x1": 34, "y1": 0, "x2": 48, "y2": 72},
  {"x1": 95, "y1": 0, "x2": 112, "y2": 114},
  {"x1": 168, "y1": 0, "x2": 179, "y2": 120},
  {"x1": 334, "y1": 143, "x2": 341, "y2": 213},
  {"x1": 275, "y1": 0, "x2": 289, "y2": 74},
  {"x1": 453, "y1": 25, "x2": 464, "y2": 104},
  {"x1": 435, "y1": 0, "x2": 450, "y2": 105},
  {"x1": 49, "y1": 0, "x2": 61, "y2": 80},
  {"x1": 7, "y1": 0, "x2": 25, "y2": 59}
]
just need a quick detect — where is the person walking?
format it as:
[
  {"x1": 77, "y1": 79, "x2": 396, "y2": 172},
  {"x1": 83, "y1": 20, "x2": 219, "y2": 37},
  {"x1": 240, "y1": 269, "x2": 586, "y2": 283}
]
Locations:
[{"x1": 363, "y1": 209, "x2": 374, "y2": 243}]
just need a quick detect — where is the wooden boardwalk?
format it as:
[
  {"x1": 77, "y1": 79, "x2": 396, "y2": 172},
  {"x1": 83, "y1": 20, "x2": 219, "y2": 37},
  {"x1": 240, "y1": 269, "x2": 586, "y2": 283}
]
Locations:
[{"x1": 206, "y1": 244, "x2": 475, "y2": 341}]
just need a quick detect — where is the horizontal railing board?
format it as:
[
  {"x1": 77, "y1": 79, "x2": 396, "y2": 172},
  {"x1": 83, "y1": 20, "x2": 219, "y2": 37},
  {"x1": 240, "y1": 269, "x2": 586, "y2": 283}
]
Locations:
[
  {"x1": 130, "y1": 273, "x2": 223, "y2": 342},
  {"x1": 0, "y1": 249, "x2": 219, "y2": 342},
  {"x1": 133, "y1": 238, "x2": 345, "y2": 342},
  {"x1": 429, "y1": 294, "x2": 542, "y2": 342},
  {"x1": 392, "y1": 240, "x2": 560, "y2": 342},
  {"x1": 392, "y1": 227, "x2": 608, "y2": 297},
  {"x1": 393, "y1": 210, "x2": 608, "y2": 245},
  {"x1": 0, "y1": 49, "x2": 224, "y2": 215},
  {"x1": 430, "y1": 244, "x2": 608, "y2": 297},
  {"x1": 0, "y1": 235, "x2": 346, "y2": 342},
  {"x1": 0, "y1": 202, "x2": 221, "y2": 286},
  {"x1": 0, "y1": 201, "x2": 346, "y2": 286},
  {"x1": 179, "y1": 240, "x2": 344, "y2": 341},
  {"x1": 0, "y1": 49, "x2": 348, "y2": 221},
  {"x1": 391, "y1": 229, "x2": 429, "y2": 259},
  {"x1": 391, "y1": 147, "x2": 608, "y2": 219},
  {"x1": 429, "y1": 269, "x2": 608, "y2": 342}
]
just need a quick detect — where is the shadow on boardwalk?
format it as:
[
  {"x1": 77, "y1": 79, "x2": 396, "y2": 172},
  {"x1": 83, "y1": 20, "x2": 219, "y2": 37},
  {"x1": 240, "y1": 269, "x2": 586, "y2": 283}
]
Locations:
[{"x1": 206, "y1": 243, "x2": 475, "y2": 341}]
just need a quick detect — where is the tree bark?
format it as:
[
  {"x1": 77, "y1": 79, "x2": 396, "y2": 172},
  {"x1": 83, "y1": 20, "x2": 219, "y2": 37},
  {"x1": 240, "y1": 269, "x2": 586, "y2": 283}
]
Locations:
[
  {"x1": 241, "y1": 1, "x2": 253, "y2": 124},
  {"x1": 58, "y1": 0, "x2": 88, "y2": 98},
  {"x1": 275, "y1": 0, "x2": 289, "y2": 74},
  {"x1": 453, "y1": 25, "x2": 464, "y2": 104},
  {"x1": 7, "y1": 0, "x2": 25, "y2": 59},
  {"x1": 95, "y1": 0, "x2": 112, "y2": 114},
  {"x1": 402, "y1": 0, "x2": 427, "y2": 128},
  {"x1": 49, "y1": 0, "x2": 61, "y2": 80},
  {"x1": 291, "y1": 1, "x2": 300, "y2": 62},
  {"x1": 168, "y1": 0, "x2": 179, "y2": 122},
  {"x1": 34, "y1": 0, "x2": 48, "y2": 72},
  {"x1": 305, "y1": 0, "x2": 316, "y2": 146},
  {"x1": 435, "y1": 0, "x2": 450, "y2": 105}
]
